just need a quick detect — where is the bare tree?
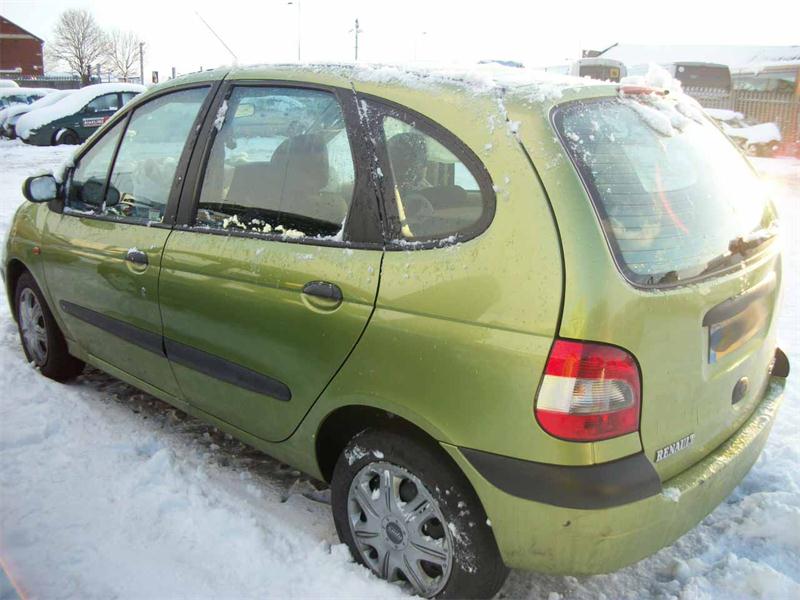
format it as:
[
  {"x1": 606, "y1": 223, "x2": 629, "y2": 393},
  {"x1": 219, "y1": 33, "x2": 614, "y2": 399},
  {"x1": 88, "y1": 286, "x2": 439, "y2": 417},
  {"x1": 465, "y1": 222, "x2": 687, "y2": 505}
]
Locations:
[
  {"x1": 48, "y1": 9, "x2": 107, "y2": 84},
  {"x1": 105, "y1": 29, "x2": 142, "y2": 81}
]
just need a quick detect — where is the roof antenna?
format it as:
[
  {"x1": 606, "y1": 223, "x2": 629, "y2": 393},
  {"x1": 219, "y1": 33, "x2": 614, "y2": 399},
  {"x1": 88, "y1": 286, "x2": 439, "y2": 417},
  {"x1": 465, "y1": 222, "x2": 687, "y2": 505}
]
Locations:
[{"x1": 195, "y1": 11, "x2": 238, "y2": 64}]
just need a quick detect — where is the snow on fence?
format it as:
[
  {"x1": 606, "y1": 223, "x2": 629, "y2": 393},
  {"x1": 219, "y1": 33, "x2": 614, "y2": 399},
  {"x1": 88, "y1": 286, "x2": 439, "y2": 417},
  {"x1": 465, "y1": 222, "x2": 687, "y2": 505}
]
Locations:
[{"x1": 686, "y1": 86, "x2": 800, "y2": 142}]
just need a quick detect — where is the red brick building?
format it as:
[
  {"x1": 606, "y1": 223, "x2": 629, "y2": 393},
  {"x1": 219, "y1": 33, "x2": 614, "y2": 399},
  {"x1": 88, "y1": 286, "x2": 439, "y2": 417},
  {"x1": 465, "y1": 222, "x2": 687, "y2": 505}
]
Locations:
[{"x1": 0, "y1": 16, "x2": 44, "y2": 77}]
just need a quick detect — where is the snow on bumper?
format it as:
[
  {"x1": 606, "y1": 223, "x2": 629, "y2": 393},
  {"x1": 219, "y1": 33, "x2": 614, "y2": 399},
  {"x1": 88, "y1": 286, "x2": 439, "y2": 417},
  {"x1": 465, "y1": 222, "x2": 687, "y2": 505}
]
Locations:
[{"x1": 443, "y1": 376, "x2": 786, "y2": 574}]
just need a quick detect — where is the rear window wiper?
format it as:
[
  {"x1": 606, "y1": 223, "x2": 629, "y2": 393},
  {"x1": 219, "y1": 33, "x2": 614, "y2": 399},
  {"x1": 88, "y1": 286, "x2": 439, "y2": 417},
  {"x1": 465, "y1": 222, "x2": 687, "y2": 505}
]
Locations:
[
  {"x1": 693, "y1": 225, "x2": 778, "y2": 280},
  {"x1": 728, "y1": 224, "x2": 778, "y2": 255}
]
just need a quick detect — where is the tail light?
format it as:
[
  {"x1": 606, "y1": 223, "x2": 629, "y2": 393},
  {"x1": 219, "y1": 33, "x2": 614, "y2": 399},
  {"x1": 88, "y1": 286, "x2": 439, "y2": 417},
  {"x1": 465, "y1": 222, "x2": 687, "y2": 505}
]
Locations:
[{"x1": 535, "y1": 339, "x2": 641, "y2": 442}]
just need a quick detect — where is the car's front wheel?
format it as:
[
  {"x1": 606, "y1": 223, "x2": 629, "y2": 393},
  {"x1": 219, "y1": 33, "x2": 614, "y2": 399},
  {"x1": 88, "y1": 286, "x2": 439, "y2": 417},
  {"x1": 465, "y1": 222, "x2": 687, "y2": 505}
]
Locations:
[
  {"x1": 15, "y1": 272, "x2": 85, "y2": 381},
  {"x1": 331, "y1": 429, "x2": 508, "y2": 599}
]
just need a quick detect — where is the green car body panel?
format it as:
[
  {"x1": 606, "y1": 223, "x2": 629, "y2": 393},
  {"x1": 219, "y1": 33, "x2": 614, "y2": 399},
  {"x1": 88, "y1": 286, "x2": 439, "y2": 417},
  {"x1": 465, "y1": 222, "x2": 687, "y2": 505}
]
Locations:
[{"x1": 2, "y1": 65, "x2": 787, "y2": 576}]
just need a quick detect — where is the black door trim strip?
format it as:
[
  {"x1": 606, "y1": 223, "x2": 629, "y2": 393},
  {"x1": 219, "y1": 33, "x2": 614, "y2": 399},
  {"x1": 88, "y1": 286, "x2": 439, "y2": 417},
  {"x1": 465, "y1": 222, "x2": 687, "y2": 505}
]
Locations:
[
  {"x1": 164, "y1": 338, "x2": 291, "y2": 402},
  {"x1": 59, "y1": 300, "x2": 291, "y2": 402},
  {"x1": 60, "y1": 300, "x2": 164, "y2": 356}
]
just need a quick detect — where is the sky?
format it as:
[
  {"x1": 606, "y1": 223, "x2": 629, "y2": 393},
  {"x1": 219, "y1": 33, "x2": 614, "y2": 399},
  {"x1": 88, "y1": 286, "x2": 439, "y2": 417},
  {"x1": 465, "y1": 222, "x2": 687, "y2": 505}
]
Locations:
[{"x1": 1, "y1": 0, "x2": 799, "y2": 80}]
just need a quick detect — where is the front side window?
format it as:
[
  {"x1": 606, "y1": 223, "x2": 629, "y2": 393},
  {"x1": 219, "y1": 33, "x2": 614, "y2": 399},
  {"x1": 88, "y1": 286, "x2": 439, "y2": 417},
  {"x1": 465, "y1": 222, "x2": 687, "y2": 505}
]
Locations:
[
  {"x1": 101, "y1": 87, "x2": 209, "y2": 224},
  {"x1": 86, "y1": 93, "x2": 120, "y2": 113},
  {"x1": 554, "y1": 96, "x2": 775, "y2": 287},
  {"x1": 196, "y1": 86, "x2": 355, "y2": 239},
  {"x1": 380, "y1": 114, "x2": 489, "y2": 242},
  {"x1": 66, "y1": 118, "x2": 125, "y2": 213}
]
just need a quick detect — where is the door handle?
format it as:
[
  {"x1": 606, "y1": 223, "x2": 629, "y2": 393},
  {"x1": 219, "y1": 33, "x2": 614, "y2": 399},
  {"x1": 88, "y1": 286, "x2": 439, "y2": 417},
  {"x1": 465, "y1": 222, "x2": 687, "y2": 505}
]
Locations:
[
  {"x1": 302, "y1": 281, "x2": 343, "y2": 302},
  {"x1": 125, "y1": 248, "x2": 148, "y2": 266}
]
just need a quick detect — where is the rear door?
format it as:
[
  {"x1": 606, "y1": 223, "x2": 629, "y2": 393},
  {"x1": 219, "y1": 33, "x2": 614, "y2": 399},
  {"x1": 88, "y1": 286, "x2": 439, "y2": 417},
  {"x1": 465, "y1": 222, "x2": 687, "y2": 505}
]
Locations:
[
  {"x1": 159, "y1": 81, "x2": 383, "y2": 442},
  {"x1": 42, "y1": 84, "x2": 216, "y2": 396}
]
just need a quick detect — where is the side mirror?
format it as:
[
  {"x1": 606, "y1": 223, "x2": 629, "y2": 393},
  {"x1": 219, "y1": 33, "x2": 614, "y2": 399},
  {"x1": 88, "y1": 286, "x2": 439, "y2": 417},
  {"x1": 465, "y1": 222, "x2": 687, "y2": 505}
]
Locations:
[{"x1": 22, "y1": 174, "x2": 58, "y2": 203}]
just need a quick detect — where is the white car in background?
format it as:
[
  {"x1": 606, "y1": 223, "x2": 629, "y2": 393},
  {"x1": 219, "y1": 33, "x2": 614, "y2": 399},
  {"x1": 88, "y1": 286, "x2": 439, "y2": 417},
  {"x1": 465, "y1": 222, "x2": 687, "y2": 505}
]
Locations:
[
  {"x1": 0, "y1": 89, "x2": 75, "y2": 138},
  {"x1": 706, "y1": 108, "x2": 782, "y2": 157}
]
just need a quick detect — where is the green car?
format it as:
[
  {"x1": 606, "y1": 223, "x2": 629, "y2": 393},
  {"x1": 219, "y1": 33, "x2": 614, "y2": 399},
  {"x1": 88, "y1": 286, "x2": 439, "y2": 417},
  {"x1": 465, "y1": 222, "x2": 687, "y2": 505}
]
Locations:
[
  {"x1": 19, "y1": 83, "x2": 143, "y2": 146},
  {"x1": 3, "y1": 65, "x2": 789, "y2": 599}
]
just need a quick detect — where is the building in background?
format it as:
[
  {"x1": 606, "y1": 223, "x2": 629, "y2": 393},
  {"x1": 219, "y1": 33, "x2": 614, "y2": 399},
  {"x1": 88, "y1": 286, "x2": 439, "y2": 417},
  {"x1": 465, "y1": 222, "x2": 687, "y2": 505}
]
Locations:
[{"x1": 0, "y1": 15, "x2": 44, "y2": 77}]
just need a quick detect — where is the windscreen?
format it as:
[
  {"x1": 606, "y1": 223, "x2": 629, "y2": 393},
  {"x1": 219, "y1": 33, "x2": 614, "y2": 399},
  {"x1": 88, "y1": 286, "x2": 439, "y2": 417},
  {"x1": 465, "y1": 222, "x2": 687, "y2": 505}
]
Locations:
[{"x1": 554, "y1": 96, "x2": 776, "y2": 287}]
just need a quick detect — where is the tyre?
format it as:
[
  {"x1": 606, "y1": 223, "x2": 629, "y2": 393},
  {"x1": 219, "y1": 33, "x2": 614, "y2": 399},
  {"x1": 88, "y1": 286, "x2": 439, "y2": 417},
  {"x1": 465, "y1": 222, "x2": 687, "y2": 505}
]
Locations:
[
  {"x1": 15, "y1": 272, "x2": 84, "y2": 381},
  {"x1": 54, "y1": 129, "x2": 79, "y2": 145},
  {"x1": 331, "y1": 429, "x2": 508, "y2": 599}
]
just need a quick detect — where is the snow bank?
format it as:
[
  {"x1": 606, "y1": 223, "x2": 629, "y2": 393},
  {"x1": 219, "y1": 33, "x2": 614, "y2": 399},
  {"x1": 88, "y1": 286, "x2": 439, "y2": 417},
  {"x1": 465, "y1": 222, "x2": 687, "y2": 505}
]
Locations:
[
  {"x1": 0, "y1": 79, "x2": 19, "y2": 88},
  {"x1": 723, "y1": 122, "x2": 782, "y2": 145},
  {"x1": 0, "y1": 89, "x2": 75, "y2": 128},
  {"x1": 15, "y1": 82, "x2": 145, "y2": 140}
]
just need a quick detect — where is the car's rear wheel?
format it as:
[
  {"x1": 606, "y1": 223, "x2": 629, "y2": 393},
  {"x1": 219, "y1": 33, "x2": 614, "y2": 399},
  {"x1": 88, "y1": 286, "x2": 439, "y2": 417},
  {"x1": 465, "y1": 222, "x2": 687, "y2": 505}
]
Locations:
[
  {"x1": 54, "y1": 128, "x2": 79, "y2": 145},
  {"x1": 15, "y1": 272, "x2": 84, "y2": 381},
  {"x1": 331, "y1": 429, "x2": 508, "y2": 599}
]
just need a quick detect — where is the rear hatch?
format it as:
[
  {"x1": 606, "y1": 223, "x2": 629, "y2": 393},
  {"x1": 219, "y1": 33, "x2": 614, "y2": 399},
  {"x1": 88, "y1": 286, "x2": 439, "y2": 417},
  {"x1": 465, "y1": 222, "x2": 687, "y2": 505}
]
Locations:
[{"x1": 520, "y1": 90, "x2": 782, "y2": 479}]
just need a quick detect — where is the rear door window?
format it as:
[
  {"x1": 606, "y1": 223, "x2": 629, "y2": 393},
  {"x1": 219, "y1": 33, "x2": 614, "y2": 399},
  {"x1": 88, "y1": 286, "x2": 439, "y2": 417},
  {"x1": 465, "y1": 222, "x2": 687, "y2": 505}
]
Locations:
[
  {"x1": 195, "y1": 86, "x2": 356, "y2": 239},
  {"x1": 554, "y1": 96, "x2": 775, "y2": 287}
]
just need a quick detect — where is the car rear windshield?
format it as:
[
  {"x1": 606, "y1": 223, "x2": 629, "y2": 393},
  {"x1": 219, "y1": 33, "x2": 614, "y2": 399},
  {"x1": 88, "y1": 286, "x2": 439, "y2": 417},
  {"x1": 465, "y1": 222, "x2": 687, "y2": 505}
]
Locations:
[{"x1": 554, "y1": 95, "x2": 776, "y2": 287}]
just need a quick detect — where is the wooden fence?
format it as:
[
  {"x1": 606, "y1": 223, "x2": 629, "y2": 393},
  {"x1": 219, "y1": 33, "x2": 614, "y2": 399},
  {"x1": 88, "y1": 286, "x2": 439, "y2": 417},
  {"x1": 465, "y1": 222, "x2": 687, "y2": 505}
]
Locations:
[{"x1": 685, "y1": 86, "x2": 800, "y2": 142}]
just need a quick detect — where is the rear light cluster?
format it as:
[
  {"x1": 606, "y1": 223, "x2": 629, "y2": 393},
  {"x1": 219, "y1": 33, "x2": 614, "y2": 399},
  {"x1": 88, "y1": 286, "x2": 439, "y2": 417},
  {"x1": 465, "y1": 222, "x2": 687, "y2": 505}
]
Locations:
[{"x1": 535, "y1": 339, "x2": 641, "y2": 442}]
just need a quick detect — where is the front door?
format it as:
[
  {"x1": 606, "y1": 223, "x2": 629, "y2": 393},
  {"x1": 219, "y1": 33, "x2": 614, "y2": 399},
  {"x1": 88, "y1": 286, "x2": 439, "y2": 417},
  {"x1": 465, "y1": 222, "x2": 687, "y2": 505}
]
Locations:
[
  {"x1": 42, "y1": 85, "x2": 214, "y2": 396},
  {"x1": 159, "y1": 83, "x2": 383, "y2": 441}
]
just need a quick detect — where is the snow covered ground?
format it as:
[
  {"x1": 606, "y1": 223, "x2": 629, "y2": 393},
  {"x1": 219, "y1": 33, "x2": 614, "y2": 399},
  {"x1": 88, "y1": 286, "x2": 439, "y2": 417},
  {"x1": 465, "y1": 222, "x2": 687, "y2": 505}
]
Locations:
[{"x1": 0, "y1": 138, "x2": 798, "y2": 599}]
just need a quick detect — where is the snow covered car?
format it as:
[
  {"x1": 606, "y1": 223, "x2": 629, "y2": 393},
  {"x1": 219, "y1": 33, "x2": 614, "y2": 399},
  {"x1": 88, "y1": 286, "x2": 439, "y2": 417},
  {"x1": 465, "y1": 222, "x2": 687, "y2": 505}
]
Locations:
[
  {"x1": 17, "y1": 82, "x2": 144, "y2": 146},
  {"x1": 705, "y1": 108, "x2": 782, "y2": 156},
  {"x1": 0, "y1": 86, "x2": 54, "y2": 111},
  {"x1": 0, "y1": 89, "x2": 75, "y2": 138},
  {"x1": 0, "y1": 79, "x2": 20, "y2": 88},
  {"x1": 3, "y1": 65, "x2": 790, "y2": 599}
]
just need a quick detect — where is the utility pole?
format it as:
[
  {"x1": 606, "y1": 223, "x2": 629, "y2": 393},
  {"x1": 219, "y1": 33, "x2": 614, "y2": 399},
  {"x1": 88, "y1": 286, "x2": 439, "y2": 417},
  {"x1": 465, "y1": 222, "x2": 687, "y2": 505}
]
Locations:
[
  {"x1": 353, "y1": 18, "x2": 363, "y2": 62},
  {"x1": 139, "y1": 42, "x2": 144, "y2": 85}
]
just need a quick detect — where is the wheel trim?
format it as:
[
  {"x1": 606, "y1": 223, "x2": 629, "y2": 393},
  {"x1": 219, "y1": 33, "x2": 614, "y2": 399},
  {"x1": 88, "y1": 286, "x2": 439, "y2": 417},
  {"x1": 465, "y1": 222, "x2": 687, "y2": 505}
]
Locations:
[
  {"x1": 347, "y1": 461, "x2": 454, "y2": 597},
  {"x1": 19, "y1": 288, "x2": 48, "y2": 365}
]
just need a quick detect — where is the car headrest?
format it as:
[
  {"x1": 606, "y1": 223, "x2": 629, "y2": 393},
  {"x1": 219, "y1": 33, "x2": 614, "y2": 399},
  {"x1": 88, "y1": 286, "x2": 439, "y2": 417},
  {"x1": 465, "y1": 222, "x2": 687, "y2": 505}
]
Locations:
[{"x1": 271, "y1": 133, "x2": 329, "y2": 192}]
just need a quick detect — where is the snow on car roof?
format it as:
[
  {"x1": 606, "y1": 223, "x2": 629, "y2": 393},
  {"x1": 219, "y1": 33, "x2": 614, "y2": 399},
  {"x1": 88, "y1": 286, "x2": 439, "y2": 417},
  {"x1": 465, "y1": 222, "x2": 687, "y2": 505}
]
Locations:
[
  {"x1": 16, "y1": 82, "x2": 145, "y2": 140},
  {"x1": 0, "y1": 87, "x2": 55, "y2": 98},
  {"x1": 233, "y1": 61, "x2": 610, "y2": 102},
  {"x1": 0, "y1": 89, "x2": 75, "y2": 126}
]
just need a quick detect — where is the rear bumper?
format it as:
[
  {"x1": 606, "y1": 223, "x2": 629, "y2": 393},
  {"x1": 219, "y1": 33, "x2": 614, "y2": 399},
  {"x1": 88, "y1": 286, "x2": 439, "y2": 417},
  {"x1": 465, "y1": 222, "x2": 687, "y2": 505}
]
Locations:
[{"x1": 443, "y1": 374, "x2": 786, "y2": 574}]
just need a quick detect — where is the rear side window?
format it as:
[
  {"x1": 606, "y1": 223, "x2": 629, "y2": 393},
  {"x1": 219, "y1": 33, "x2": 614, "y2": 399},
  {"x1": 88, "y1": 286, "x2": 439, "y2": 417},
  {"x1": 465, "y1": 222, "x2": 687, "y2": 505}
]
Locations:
[
  {"x1": 195, "y1": 86, "x2": 355, "y2": 239},
  {"x1": 376, "y1": 109, "x2": 493, "y2": 244},
  {"x1": 554, "y1": 97, "x2": 775, "y2": 287}
]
